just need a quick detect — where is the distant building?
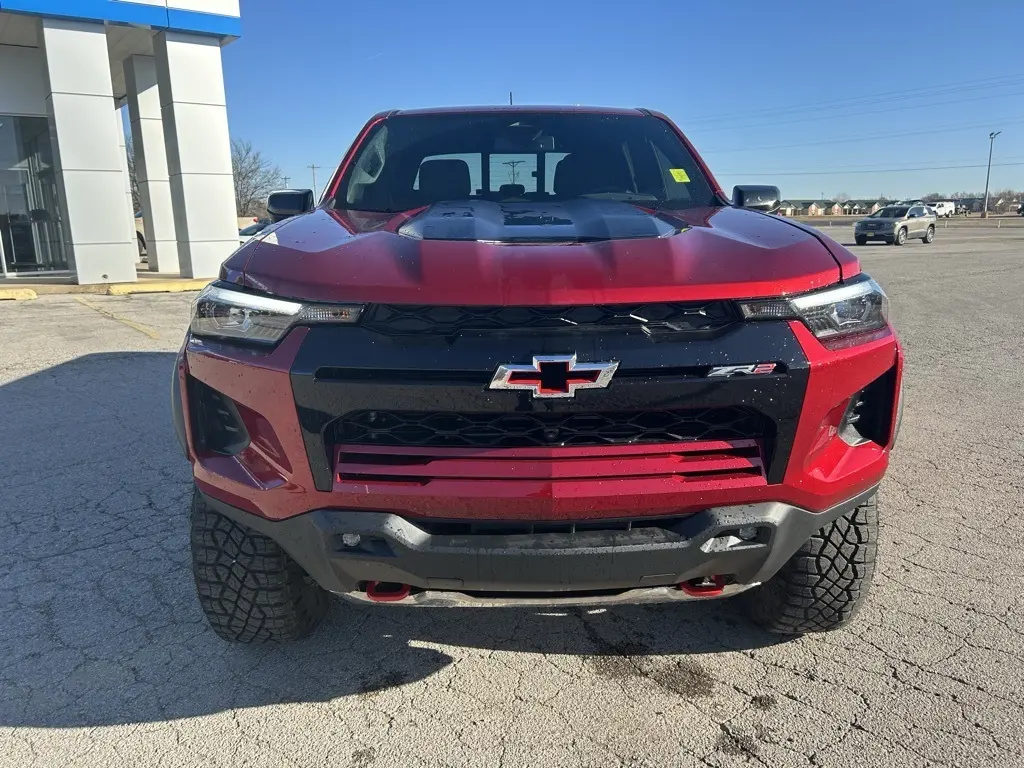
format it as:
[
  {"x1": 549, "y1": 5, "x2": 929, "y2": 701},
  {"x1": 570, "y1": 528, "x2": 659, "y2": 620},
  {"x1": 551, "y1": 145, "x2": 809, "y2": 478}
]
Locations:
[
  {"x1": 798, "y1": 200, "x2": 838, "y2": 215},
  {"x1": 849, "y1": 200, "x2": 882, "y2": 215}
]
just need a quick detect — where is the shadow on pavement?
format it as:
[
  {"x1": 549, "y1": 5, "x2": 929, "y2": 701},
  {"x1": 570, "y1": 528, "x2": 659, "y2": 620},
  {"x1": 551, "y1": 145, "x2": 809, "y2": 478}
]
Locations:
[{"x1": 0, "y1": 352, "x2": 785, "y2": 729}]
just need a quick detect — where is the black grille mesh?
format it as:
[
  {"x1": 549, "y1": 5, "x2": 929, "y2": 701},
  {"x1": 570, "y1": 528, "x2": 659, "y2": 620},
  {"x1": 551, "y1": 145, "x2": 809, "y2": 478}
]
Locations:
[
  {"x1": 360, "y1": 302, "x2": 738, "y2": 336},
  {"x1": 334, "y1": 408, "x2": 766, "y2": 449}
]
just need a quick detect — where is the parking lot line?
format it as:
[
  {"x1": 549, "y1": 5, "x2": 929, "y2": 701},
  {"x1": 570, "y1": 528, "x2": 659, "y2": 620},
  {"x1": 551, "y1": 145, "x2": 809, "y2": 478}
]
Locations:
[{"x1": 73, "y1": 296, "x2": 162, "y2": 340}]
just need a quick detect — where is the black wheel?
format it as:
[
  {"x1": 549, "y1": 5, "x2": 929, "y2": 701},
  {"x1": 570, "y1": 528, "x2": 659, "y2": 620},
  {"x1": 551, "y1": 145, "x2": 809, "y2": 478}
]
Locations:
[
  {"x1": 137, "y1": 234, "x2": 148, "y2": 263},
  {"x1": 741, "y1": 494, "x2": 878, "y2": 634},
  {"x1": 923, "y1": 225, "x2": 935, "y2": 243},
  {"x1": 190, "y1": 490, "x2": 329, "y2": 643},
  {"x1": 855, "y1": 235, "x2": 867, "y2": 246},
  {"x1": 893, "y1": 227, "x2": 907, "y2": 246}
]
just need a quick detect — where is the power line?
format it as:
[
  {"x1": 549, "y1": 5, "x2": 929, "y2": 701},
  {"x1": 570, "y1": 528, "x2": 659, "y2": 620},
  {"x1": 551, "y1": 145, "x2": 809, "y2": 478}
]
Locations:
[
  {"x1": 683, "y1": 74, "x2": 1024, "y2": 126},
  {"x1": 726, "y1": 154, "x2": 1024, "y2": 173},
  {"x1": 307, "y1": 163, "x2": 322, "y2": 199},
  {"x1": 702, "y1": 117, "x2": 1024, "y2": 153},
  {"x1": 699, "y1": 89, "x2": 1024, "y2": 133},
  {"x1": 716, "y1": 161, "x2": 1024, "y2": 177}
]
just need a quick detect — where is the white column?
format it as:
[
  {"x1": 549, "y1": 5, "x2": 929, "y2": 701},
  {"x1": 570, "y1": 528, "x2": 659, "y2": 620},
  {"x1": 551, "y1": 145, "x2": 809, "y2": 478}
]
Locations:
[
  {"x1": 124, "y1": 55, "x2": 179, "y2": 273},
  {"x1": 39, "y1": 18, "x2": 137, "y2": 284},
  {"x1": 154, "y1": 31, "x2": 238, "y2": 279},
  {"x1": 115, "y1": 104, "x2": 140, "y2": 259}
]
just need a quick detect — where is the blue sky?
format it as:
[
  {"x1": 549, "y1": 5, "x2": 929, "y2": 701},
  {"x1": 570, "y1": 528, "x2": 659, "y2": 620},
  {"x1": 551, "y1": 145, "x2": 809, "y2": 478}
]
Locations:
[{"x1": 223, "y1": 0, "x2": 1024, "y2": 201}]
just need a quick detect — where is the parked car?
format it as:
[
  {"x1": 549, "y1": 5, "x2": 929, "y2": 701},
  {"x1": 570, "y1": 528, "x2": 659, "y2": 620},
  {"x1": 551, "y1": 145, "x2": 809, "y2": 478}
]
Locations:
[
  {"x1": 928, "y1": 201, "x2": 955, "y2": 218},
  {"x1": 174, "y1": 106, "x2": 902, "y2": 643},
  {"x1": 855, "y1": 204, "x2": 936, "y2": 245}
]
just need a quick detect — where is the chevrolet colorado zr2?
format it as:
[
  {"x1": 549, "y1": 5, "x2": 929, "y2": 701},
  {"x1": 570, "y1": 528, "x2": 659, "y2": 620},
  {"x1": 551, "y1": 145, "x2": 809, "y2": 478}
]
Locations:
[{"x1": 173, "y1": 106, "x2": 903, "y2": 643}]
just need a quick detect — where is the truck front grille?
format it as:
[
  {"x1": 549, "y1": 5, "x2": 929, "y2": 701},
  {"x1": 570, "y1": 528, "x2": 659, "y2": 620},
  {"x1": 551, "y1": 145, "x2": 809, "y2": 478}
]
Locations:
[{"x1": 334, "y1": 407, "x2": 767, "y2": 449}]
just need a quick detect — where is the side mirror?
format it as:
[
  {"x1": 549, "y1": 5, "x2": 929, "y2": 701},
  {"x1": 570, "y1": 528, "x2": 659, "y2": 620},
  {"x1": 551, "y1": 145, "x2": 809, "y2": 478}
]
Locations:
[
  {"x1": 733, "y1": 185, "x2": 781, "y2": 213},
  {"x1": 267, "y1": 189, "x2": 315, "y2": 223}
]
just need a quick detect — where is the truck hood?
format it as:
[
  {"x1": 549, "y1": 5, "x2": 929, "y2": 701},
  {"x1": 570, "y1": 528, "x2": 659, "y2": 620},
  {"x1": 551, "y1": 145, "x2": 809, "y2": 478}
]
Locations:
[{"x1": 236, "y1": 202, "x2": 855, "y2": 305}]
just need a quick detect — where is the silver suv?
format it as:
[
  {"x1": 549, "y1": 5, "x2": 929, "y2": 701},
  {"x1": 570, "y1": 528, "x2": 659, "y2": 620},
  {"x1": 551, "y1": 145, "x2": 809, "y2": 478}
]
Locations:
[{"x1": 855, "y1": 204, "x2": 936, "y2": 246}]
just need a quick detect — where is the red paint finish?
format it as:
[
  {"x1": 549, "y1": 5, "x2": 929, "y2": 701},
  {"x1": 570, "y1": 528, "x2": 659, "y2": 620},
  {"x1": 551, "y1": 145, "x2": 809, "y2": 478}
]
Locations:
[
  {"x1": 183, "y1": 106, "x2": 902, "y2": 526},
  {"x1": 183, "y1": 323, "x2": 901, "y2": 522},
  {"x1": 337, "y1": 442, "x2": 762, "y2": 482},
  {"x1": 782, "y1": 321, "x2": 901, "y2": 502},
  {"x1": 240, "y1": 206, "x2": 842, "y2": 305},
  {"x1": 365, "y1": 582, "x2": 413, "y2": 602},
  {"x1": 679, "y1": 576, "x2": 727, "y2": 597}
]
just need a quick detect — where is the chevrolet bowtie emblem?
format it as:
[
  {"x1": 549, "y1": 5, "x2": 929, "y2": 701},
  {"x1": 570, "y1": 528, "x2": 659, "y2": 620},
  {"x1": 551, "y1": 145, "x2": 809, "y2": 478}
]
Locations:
[{"x1": 489, "y1": 354, "x2": 619, "y2": 399}]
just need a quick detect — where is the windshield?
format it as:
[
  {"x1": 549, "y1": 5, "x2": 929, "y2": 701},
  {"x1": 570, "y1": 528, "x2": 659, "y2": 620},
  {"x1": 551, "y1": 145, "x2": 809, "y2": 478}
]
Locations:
[
  {"x1": 877, "y1": 207, "x2": 909, "y2": 218},
  {"x1": 333, "y1": 112, "x2": 717, "y2": 213}
]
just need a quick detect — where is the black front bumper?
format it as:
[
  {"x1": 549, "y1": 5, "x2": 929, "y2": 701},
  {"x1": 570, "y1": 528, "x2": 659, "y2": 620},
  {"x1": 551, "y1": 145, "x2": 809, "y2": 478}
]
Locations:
[{"x1": 199, "y1": 486, "x2": 876, "y2": 604}]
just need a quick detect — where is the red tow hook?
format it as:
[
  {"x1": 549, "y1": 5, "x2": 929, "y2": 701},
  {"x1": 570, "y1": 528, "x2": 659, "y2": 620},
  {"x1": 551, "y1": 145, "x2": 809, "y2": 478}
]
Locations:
[
  {"x1": 365, "y1": 581, "x2": 412, "y2": 602},
  {"x1": 679, "y1": 575, "x2": 727, "y2": 597}
]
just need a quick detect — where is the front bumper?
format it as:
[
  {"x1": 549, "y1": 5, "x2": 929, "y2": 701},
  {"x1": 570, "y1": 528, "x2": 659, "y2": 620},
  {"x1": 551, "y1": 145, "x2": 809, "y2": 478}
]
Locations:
[
  {"x1": 856, "y1": 228, "x2": 895, "y2": 240},
  {"x1": 198, "y1": 485, "x2": 877, "y2": 606}
]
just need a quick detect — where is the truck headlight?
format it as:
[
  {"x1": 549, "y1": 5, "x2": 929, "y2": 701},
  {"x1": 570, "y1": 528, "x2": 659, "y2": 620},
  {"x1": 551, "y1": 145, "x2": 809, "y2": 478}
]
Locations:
[
  {"x1": 190, "y1": 283, "x2": 363, "y2": 345},
  {"x1": 738, "y1": 275, "x2": 889, "y2": 342}
]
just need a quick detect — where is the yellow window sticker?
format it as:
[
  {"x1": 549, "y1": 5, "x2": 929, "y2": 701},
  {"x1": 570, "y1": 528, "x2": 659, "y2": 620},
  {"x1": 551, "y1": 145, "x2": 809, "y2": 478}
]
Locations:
[{"x1": 669, "y1": 168, "x2": 690, "y2": 183}]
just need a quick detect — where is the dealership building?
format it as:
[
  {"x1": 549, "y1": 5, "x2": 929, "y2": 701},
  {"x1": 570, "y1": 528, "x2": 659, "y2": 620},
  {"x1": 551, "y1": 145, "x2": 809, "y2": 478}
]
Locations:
[{"x1": 0, "y1": 1, "x2": 240, "y2": 283}]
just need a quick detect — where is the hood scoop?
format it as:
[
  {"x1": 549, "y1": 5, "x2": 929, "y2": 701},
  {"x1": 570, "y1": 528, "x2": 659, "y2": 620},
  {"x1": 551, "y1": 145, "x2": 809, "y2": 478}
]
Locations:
[{"x1": 398, "y1": 199, "x2": 681, "y2": 243}]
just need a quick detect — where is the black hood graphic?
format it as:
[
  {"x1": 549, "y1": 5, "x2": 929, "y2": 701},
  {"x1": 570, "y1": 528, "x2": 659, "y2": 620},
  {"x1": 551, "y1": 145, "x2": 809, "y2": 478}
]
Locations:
[{"x1": 397, "y1": 199, "x2": 681, "y2": 243}]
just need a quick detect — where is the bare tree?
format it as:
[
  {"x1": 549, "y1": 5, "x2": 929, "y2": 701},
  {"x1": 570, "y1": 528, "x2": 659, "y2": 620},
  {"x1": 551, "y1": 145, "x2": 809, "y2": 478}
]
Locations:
[
  {"x1": 125, "y1": 133, "x2": 141, "y2": 213},
  {"x1": 834, "y1": 192, "x2": 850, "y2": 203},
  {"x1": 231, "y1": 139, "x2": 285, "y2": 217}
]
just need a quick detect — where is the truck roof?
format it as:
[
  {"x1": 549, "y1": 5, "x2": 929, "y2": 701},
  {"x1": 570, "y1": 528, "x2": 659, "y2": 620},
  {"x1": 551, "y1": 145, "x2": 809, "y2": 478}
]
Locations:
[{"x1": 387, "y1": 105, "x2": 648, "y2": 117}]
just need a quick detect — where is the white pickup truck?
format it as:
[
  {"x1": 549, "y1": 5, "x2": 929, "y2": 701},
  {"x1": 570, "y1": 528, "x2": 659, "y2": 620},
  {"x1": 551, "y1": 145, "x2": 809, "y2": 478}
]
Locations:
[{"x1": 928, "y1": 201, "x2": 956, "y2": 218}]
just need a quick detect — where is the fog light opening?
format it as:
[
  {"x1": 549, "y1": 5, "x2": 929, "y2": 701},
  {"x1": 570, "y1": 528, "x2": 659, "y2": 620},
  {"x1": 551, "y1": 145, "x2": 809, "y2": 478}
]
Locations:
[
  {"x1": 341, "y1": 533, "x2": 362, "y2": 548},
  {"x1": 839, "y1": 393, "x2": 869, "y2": 446},
  {"x1": 737, "y1": 526, "x2": 759, "y2": 542}
]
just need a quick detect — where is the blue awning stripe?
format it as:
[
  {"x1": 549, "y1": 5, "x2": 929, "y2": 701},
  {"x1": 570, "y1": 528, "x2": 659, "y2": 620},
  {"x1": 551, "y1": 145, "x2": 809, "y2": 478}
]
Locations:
[{"x1": 0, "y1": 0, "x2": 241, "y2": 38}]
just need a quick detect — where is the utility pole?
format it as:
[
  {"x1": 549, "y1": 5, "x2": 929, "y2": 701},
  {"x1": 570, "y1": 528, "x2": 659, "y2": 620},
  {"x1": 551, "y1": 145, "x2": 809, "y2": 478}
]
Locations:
[
  {"x1": 503, "y1": 159, "x2": 525, "y2": 185},
  {"x1": 282, "y1": 176, "x2": 290, "y2": 188},
  {"x1": 509, "y1": 91, "x2": 513, "y2": 106},
  {"x1": 982, "y1": 131, "x2": 1000, "y2": 219},
  {"x1": 308, "y1": 164, "x2": 322, "y2": 199}
]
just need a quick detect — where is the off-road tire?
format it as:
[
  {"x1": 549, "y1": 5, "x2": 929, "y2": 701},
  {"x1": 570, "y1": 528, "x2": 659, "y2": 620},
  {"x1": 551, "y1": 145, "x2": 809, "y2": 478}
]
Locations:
[
  {"x1": 190, "y1": 491, "x2": 329, "y2": 643},
  {"x1": 923, "y1": 225, "x2": 935, "y2": 243},
  {"x1": 741, "y1": 494, "x2": 878, "y2": 634},
  {"x1": 894, "y1": 227, "x2": 907, "y2": 246},
  {"x1": 855, "y1": 235, "x2": 867, "y2": 246}
]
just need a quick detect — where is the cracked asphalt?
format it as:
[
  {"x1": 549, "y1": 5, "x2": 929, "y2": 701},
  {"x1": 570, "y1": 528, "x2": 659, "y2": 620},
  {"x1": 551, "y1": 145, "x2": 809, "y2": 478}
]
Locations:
[{"x1": 1, "y1": 226, "x2": 1022, "y2": 767}]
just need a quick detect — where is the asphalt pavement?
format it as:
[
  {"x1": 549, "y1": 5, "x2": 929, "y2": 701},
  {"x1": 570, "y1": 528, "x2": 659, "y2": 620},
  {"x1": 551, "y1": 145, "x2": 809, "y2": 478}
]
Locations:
[{"x1": 1, "y1": 227, "x2": 1022, "y2": 768}]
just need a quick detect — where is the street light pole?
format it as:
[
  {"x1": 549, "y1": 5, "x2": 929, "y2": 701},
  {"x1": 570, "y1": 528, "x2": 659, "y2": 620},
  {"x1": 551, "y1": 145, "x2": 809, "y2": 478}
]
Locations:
[{"x1": 982, "y1": 131, "x2": 1001, "y2": 219}]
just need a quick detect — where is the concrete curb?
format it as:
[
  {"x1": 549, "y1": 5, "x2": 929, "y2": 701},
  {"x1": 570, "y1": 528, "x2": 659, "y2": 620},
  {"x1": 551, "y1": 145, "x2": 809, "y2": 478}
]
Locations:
[
  {"x1": 0, "y1": 280, "x2": 209, "y2": 298},
  {"x1": 0, "y1": 288, "x2": 38, "y2": 301},
  {"x1": 106, "y1": 279, "x2": 209, "y2": 296}
]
